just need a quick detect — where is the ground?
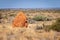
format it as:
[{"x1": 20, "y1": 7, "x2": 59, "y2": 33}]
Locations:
[{"x1": 0, "y1": 9, "x2": 60, "y2": 40}]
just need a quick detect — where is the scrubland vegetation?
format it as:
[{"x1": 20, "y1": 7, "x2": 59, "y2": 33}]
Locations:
[{"x1": 0, "y1": 8, "x2": 60, "y2": 40}]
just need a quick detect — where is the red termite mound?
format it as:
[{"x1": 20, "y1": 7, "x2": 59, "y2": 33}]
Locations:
[{"x1": 12, "y1": 12, "x2": 28, "y2": 28}]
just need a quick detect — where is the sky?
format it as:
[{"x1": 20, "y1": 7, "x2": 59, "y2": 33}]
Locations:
[{"x1": 0, "y1": 0, "x2": 60, "y2": 8}]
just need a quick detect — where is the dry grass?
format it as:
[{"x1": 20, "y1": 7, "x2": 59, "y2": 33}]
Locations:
[
  {"x1": 0, "y1": 24, "x2": 60, "y2": 40},
  {"x1": 0, "y1": 9, "x2": 60, "y2": 40}
]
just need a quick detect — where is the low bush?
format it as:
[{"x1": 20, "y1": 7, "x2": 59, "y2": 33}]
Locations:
[
  {"x1": 33, "y1": 15, "x2": 51, "y2": 21},
  {"x1": 9, "y1": 14, "x2": 15, "y2": 16},
  {"x1": 43, "y1": 18, "x2": 60, "y2": 32},
  {"x1": 33, "y1": 15, "x2": 46, "y2": 21},
  {"x1": 0, "y1": 13, "x2": 2, "y2": 19},
  {"x1": 50, "y1": 18, "x2": 60, "y2": 32}
]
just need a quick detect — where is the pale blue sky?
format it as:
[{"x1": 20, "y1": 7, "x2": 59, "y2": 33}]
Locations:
[{"x1": 0, "y1": 0, "x2": 60, "y2": 8}]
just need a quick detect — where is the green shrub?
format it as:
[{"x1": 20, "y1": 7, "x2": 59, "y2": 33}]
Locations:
[
  {"x1": 33, "y1": 15, "x2": 51, "y2": 21},
  {"x1": 50, "y1": 18, "x2": 60, "y2": 32},
  {"x1": 0, "y1": 13, "x2": 2, "y2": 19},
  {"x1": 33, "y1": 15, "x2": 45, "y2": 21},
  {"x1": 43, "y1": 25, "x2": 51, "y2": 32},
  {"x1": 9, "y1": 14, "x2": 15, "y2": 16},
  {"x1": 43, "y1": 18, "x2": 60, "y2": 32}
]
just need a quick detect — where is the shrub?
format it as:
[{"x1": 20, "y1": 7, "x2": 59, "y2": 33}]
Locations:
[
  {"x1": 10, "y1": 14, "x2": 15, "y2": 16},
  {"x1": 50, "y1": 18, "x2": 60, "y2": 32},
  {"x1": 0, "y1": 13, "x2": 2, "y2": 19},
  {"x1": 0, "y1": 13, "x2": 2, "y2": 23},
  {"x1": 44, "y1": 25, "x2": 51, "y2": 32},
  {"x1": 33, "y1": 15, "x2": 46, "y2": 21},
  {"x1": 43, "y1": 18, "x2": 60, "y2": 32},
  {"x1": 33, "y1": 15, "x2": 51, "y2": 21}
]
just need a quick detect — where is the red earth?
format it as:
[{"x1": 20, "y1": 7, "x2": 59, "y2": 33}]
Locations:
[{"x1": 12, "y1": 12, "x2": 28, "y2": 28}]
